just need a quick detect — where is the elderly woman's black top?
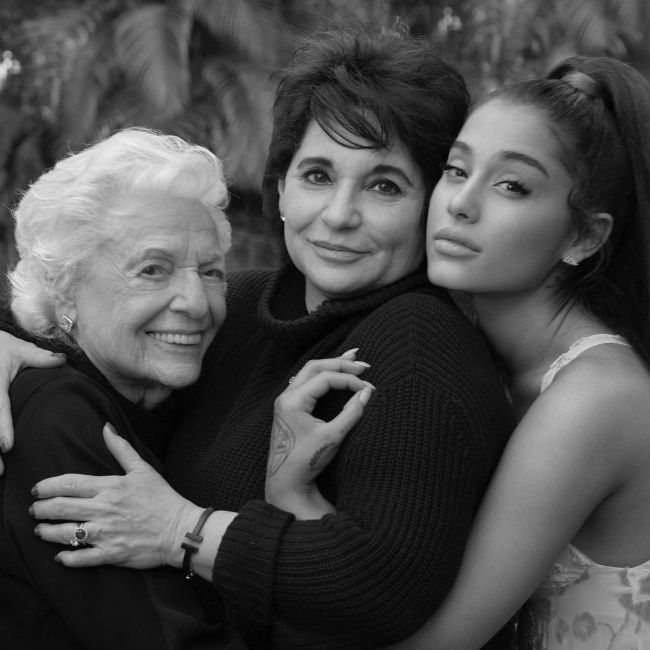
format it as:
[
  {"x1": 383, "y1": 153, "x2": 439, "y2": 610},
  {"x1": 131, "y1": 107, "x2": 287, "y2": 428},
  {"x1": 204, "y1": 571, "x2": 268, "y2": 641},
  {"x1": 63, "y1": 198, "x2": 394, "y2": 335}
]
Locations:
[{"x1": 0, "y1": 352, "x2": 246, "y2": 650}]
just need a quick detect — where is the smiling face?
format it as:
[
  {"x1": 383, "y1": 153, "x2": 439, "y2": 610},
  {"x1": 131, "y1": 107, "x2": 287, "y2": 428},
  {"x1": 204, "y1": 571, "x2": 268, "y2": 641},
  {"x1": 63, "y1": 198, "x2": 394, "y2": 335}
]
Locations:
[
  {"x1": 427, "y1": 100, "x2": 577, "y2": 297},
  {"x1": 279, "y1": 120, "x2": 427, "y2": 311},
  {"x1": 70, "y1": 194, "x2": 227, "y2": 407}
]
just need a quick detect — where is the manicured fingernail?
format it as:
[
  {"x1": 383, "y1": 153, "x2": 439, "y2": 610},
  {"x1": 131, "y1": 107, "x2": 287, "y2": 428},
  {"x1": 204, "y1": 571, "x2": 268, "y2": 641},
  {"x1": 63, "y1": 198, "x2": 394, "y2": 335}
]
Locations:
[
  {"x1": 364, "y1": 381, "x2": 376, "y2": 390},
  {"x1": 54, "y1": 554, "x2": 62, "y2": 563},
  {"x1": 104, "y1": 422, "x2": 118, "y2": 435},
  {"x1": 0, "y1": 438, "x2": 8, "y2": 453},
  {"x1": 50, "y1": 352, "x2": 67, "y2": 359},
  {"x1": 354, "y1": 361, "x2": 371, "y2": 368},
  {"x1": 341, "y1": 348, "x2": 359, "y2": 359},
  {"x1": 359, "y1": 386, "x2": 373, "y2": 406},
  {"x1": 31, "y1": 485, "x2": 39, "y2": 498},
  {"x1": 28, "y1": 505, "x2": 35, "y2": 517},
  {"x1": 33, "y1": 526, "x2": 41, "y2": 538}
]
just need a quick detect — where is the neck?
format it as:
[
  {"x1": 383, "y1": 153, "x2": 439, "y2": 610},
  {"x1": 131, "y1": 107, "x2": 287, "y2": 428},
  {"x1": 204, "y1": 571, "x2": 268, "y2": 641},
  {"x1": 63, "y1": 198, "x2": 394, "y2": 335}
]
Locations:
[
  {"x1": 123, "y1": 385, "x2": 172, "y2": 410},
  {"x1": 81, "y1": 348, "x2": 172, "y2": 410},
  {"x1": 304, "y1": 282, "x2": 325, "y2": 313}
]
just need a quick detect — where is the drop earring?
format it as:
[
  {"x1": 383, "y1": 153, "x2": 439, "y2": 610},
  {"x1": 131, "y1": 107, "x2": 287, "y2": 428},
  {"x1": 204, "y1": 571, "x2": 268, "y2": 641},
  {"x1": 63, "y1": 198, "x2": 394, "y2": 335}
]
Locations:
[
  {"x1": 60, "y1": 314, "x2": 74, "y2": 334},
  {"x1": 562, "y1": 254, "x2": 579, "y2": 267}
]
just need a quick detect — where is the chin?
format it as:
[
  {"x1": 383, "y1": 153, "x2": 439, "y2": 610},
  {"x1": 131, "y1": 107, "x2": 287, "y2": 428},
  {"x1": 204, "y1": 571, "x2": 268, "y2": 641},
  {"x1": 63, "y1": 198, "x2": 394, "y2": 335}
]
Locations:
[
  {"x1": 427, "y1": 266, "x2": 470, "y2": 292},
  {"x1": 153, "y1": 366, "x2": 202, "y2": 390},
  {"x1": 313, "y1": 272, "x2": 377, "y2": 297}
]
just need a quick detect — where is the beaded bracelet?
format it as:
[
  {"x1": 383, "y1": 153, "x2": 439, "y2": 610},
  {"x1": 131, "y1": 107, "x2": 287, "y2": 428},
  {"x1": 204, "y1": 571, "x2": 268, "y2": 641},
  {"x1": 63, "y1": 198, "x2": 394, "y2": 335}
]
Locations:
[{"x1": 180, "y1": 507, "x2": 216, "y2": 579}]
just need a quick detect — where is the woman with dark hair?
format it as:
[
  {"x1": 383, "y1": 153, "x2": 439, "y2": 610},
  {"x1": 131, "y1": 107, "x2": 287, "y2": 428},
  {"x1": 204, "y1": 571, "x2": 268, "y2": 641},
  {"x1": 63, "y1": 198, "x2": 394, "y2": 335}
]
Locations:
[
  {"x1": 0, "y1": 28, "x2": 513, "y2": 649},
  {"x1": 266, "y1": 55, "x2": 650, "y2": 649}
]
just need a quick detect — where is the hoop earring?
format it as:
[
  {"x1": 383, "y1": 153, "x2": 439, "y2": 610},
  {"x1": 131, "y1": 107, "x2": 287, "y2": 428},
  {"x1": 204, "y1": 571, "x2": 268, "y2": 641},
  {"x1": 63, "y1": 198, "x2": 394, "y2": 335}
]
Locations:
[
  {"x1": 60, "y1": 315, "x2": 74, "y2": 334},
  {"x1": 562, "y1": 254, "x2": 579, "y2": 267}
]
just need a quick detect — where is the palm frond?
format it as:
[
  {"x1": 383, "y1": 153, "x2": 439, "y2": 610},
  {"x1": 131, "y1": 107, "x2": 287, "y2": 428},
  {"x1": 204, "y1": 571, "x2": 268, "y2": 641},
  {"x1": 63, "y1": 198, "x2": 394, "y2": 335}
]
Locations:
[
  {"x1": 56, "y1": 26, "x2": 120, "y2": 156},
  {"x1": 556, "y1": 0, "x2": 633, "y2": 56},
  {"x1": 113, "y1": 3, "x2": 191, "y2": 118},
  {"x1": 198, "y1": 56, "x2": 276, "y2": 191},
  {"x1": 190, "y1": 0, "x2": 284, "y2": 64},
  {"x1": 609, "y1": 0, "x2": 644, "y2": 33}
]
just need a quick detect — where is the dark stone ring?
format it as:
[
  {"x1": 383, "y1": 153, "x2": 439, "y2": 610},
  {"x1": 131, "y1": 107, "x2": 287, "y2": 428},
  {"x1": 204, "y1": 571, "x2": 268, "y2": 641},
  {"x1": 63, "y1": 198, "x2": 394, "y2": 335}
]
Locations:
[{"x1": 70, "y1": 523, "x2": 89, "y2": 547}]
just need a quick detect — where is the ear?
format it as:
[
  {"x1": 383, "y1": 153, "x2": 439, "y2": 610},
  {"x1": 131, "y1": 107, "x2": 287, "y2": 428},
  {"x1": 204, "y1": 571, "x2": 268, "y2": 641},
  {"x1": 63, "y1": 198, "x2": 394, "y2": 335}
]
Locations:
[
  {"x1": 56, "y1": 295, "x2": 77, "y2": 326},
  {"x1": 277, "y1": 178, "x2": 285, "y2": 199},
  {"x1": 566, "y1": 212, "x2": 613, "y2": 263}
]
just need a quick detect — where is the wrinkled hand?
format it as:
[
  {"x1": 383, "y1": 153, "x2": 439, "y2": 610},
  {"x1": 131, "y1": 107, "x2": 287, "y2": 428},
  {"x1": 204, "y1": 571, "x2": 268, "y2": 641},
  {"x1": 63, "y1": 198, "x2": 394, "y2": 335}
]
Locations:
[
  {"x1": 265, "y1": 349, "x2": 374, "y2": 517},
  {"x1": 31, "y1": 423, "x2": 199, "y2": 569},
  {"x1": 0, "y1": 332, "x2": 66, "y2": 473}
]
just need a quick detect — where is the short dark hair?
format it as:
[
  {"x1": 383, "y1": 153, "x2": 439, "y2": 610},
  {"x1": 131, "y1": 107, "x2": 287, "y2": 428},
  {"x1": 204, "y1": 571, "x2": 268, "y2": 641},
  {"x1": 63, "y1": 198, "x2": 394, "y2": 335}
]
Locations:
[
  {"x1": 487, "y1": 57, "x2": 650, "y2": 365},
  {"x1": 262, "y1": 27, "x2": 469, "y2": 247}
]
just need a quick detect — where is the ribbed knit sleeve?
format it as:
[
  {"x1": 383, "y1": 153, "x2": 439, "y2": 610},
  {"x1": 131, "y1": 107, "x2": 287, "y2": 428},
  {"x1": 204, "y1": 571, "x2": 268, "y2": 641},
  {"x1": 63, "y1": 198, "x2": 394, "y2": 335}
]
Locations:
[
  {"x1": 212, "y1": 291, "x2": 513, "y2": 649},
  {"x1": 212, "y1": 500, "x2": 294, "y2": 630}
]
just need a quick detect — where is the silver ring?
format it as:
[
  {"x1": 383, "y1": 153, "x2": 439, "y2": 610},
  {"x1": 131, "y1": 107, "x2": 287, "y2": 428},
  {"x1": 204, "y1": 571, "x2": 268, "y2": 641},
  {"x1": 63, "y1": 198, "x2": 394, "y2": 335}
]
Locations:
[
  {"x1": 69, "y1": 522, "x2": 89, "y2": 547},
  {"x1": 288, "y1": 376, "x2": 295, "y2": 385}
]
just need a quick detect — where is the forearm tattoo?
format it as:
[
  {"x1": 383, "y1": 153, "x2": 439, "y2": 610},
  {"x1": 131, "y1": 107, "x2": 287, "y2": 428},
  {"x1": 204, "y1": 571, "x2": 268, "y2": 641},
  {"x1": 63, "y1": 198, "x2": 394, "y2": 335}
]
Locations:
[{"x1": 267, "y1": 410, "x2": 295, "y2": 477}]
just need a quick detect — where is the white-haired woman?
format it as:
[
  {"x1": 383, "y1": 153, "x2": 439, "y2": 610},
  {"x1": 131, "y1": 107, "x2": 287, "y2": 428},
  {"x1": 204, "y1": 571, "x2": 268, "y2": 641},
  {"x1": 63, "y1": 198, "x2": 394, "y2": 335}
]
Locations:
[{"x1": 0, "y1": 128, "x2": 245, "y2": 650}]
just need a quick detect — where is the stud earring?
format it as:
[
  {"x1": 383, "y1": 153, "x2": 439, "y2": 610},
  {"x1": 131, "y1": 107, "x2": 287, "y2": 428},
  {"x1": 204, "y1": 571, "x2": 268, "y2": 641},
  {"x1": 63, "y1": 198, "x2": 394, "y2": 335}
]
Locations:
[
  {"x1": 60, "y1": 315, "x2": 74, "y2": 334},
  {"x1": 562, "y1": 254, "x2": 579, "y2": 267},
  {"x1": 280, "y1": 212, "x2": 285, "y2": 222}
]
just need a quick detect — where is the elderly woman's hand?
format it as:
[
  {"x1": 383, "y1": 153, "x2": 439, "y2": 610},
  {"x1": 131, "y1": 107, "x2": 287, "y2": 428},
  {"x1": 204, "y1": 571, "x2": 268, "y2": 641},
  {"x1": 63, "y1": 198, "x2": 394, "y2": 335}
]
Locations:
[
  {"x1": 265, "y1": 349, "x2": 374, "y2": 519},
  {"x1": 30, "y1": 423, "x2": 200, "y2": 570},
  {"x1": 0, "y1": 332, "x2": 66, "y2": 473}
]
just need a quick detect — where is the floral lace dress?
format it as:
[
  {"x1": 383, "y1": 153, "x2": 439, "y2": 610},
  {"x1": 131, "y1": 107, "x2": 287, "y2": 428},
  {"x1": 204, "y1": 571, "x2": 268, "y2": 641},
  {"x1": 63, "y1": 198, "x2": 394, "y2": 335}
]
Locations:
[{"x1": 518, "y1": 335, "x2": 650, "y2": 649}]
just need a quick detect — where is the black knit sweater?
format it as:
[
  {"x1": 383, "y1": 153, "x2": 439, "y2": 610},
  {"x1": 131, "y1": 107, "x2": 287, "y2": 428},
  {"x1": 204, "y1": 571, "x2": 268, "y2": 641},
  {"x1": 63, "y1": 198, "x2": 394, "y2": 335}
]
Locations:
[{"x1": 165, "y1": 263, "x2": 514, "y2": 649}]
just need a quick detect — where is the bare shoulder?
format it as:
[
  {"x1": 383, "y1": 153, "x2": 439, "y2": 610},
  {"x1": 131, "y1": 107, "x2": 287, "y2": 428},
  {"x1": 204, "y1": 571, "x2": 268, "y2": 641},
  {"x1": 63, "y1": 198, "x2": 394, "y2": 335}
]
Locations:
[
  {"x1": 526, "y1": 344, "x2": 650, "y2": 464},
  {"x1": 549, "y1": 343, "x2": 649, "y2": 413}
]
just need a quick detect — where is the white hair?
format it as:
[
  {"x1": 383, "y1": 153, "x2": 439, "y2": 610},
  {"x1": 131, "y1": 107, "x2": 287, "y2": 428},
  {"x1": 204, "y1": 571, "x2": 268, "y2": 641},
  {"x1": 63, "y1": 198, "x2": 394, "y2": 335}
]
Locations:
[{"x1": 9, "y1": 128, "x2": 232, "y2": 338}]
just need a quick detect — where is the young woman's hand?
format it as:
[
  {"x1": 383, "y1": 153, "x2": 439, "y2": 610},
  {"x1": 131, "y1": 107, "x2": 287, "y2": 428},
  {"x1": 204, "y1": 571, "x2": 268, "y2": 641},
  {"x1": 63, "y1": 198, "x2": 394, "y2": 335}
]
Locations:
[
  {"x1": 30, "y1": 423, "x2": 200, "y2": 570},
  {"x1": 265, "y1": 349, "x2": 374, "y2": 519},
  {"x1": 0, "y1": 332, "x2": 66, "y2": 473}
]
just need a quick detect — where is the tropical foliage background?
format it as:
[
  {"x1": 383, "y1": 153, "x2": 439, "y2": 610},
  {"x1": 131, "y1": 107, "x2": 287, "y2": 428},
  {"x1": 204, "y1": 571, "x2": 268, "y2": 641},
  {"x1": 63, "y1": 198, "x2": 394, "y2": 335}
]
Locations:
[{"x1": 1, "y1": 0, "x2": 648, "y2": 291}]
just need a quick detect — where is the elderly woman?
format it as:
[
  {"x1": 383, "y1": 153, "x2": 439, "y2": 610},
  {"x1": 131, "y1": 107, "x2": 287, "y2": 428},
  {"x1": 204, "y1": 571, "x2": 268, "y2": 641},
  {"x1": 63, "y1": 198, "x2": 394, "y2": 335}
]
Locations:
[
  {"x1": 1, "y1": 29, "x2": 513, "y2": 649},
  {"x1": 0, "y1": 129, "x2": 246, "y2": 649}
]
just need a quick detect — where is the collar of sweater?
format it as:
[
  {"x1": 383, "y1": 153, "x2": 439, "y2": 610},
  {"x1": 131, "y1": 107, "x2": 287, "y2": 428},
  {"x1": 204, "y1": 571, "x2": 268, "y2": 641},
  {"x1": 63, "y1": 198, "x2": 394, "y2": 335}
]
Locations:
[{"x1": 256, "y1": 261, "x2": 433, "y2": 350}]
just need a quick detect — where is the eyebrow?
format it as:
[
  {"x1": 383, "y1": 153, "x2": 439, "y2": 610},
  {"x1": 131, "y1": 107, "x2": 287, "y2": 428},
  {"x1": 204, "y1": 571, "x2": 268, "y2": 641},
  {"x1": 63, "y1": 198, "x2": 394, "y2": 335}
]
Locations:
[
  {"x1": 130, "y1": 247, "x2": 225, "y2": 264},
  {"x1": 140, "y1": 247, "x2": 169, "y2": 256},
  {"x1": 451, "y1": 141, "x2": 550, "y2": 178},
  {"x1": 296, "y1": 156, "x2": 416, "y2": 187}
]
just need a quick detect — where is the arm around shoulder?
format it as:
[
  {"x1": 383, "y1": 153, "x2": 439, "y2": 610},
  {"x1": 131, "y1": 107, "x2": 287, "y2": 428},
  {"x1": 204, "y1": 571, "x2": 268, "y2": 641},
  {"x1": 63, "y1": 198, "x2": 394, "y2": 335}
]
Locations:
[
  {"x1": 386, "y1": 358, "x2": 639, "y2": 650},
  {"x1": 215, "y1": 294, "x2": 514, "y2": 645}
]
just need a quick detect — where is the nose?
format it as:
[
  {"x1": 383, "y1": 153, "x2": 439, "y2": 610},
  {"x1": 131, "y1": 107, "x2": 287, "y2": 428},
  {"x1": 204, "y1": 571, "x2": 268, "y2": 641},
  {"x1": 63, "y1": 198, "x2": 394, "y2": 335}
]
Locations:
[
  {"x1": 447, "y1": 181, "x2": 479, "y2": 224},
  {"x1": 169, "y1": 271, "x2": 209, "y2": 319},
  {"x1": 320, "y1": 183, "x2": 361, "y2": 229}
]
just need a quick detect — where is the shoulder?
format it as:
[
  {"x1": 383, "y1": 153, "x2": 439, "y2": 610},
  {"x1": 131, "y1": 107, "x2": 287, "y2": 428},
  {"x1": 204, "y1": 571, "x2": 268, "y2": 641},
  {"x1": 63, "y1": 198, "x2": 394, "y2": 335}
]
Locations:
[
  {"x1": 201, "y1": 267, "x2": 277, "y2": 364},
  {"x1": 220, "y1": 267, "x2": 277, "y2": 331},
  {"x1": 349, "y1": 288, "x2": 513, "y2": 433},
  {"x1": 226, "y1": 267, "x2": 276, "y2": 305},
  {"x1": 10, "y1": 365, "x2": 126, "y2": 454},
  {"x1": 541, "y1": 344, "x2": 649, "y2": 420},
  {"x1": 523, "y1": 346, "x2": 650, "y2": 469},
  {"x1": 11, "y1": 365, "x2": 108, "y2": 411},
  {"x1": 355, "y1": 286, "x2": 470, "y2": 336},
  {"x1": 353, "y1": 288, "x2": 499, "y2": 381}
]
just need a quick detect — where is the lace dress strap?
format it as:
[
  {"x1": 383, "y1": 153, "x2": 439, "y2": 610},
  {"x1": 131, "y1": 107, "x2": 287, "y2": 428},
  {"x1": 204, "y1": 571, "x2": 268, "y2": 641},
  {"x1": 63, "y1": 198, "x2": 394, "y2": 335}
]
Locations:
[{"x1": 540, "y1": 334, "x2": 630, "y2": 393}]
